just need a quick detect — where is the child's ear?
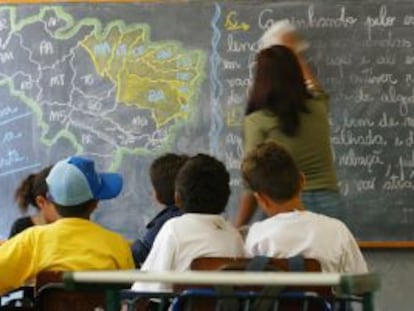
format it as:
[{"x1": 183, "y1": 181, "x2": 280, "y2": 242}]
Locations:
[
  {"x1": 35, "y1": 195, "x2": 48, "y2": 209},
  {"x1": 174, "y1": 191, "x2": 182, "y2": 207},
  {"x1": 299, "y1": 172, "x2": 306, "y2": 190},
  {"x1": 253, "y1": 192, "x2": 270, "y2": 212},
  {"x1": 36, "y1": 195, "x2": 60, "y2": 223},
  {"x1": 88, "y1": 201, "x2": 99, "y2": 213},
  {"x1": 254, "y1": 192, "x2": 278, "y2": 216}
]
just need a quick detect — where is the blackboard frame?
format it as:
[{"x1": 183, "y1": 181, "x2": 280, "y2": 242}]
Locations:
[{"x1": 359, "y1": 241, "x2": 414, "y2": 249}]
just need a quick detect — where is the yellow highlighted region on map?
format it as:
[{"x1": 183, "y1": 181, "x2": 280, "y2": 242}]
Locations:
[{"x1": 81, "y1": 22, "x2": 205, "y2": 128}]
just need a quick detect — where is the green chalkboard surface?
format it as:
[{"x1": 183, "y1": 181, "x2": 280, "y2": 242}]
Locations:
[{"x1": 1, "y1": 1, "x2": 414, "y2": 246}]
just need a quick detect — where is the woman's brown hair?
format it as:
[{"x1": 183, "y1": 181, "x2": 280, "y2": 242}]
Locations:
[{"x1": 246, "y1": 45, "x2": 312, "y2": 136}]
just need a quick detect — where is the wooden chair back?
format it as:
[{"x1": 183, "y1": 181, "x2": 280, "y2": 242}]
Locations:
[
  {"x1": 190, "y1": 256, "x2": 322, "y2": 271},
  {"x1": 172, "y1": 256, "x2": 332, "y2": 311},
  {"x1": 35, "y1": 271, "x2": 106, "y2": 311}
]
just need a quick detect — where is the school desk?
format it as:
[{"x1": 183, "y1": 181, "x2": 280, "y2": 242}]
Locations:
[{"x1": 63, "y1": 270, "x2": 380, "y2": 311}]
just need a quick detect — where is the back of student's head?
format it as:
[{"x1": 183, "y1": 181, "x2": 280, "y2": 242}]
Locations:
[
  {"x1": 46, "y1": 156, "x2": 123, "y2": 218},
  {"x1": 52, "y1": 200, "x2": 97, "y2": 218},
  {"x1": 150, "y1": 153, "x2": 189, "y2": 205},
  {"x1": 242, "y1": 142, "x2": 301, "y2": 202},
  {"x1": 175, "y1": 154, "x2": 230, "y2": 214},
  {"x1": 14, "y1": 165, "x2": 53, "y2": 213}
]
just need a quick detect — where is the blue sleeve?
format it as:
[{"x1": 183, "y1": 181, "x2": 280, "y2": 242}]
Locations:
[
  {"x1": 131, "y1": 206, "x2": 181, "y2": 267},
  {"x1": 131, "y1": 222, "x2": 164, "y2": 267},
  {"x1": 130, "y1": 238, "x2": 150, "y2": 268}
]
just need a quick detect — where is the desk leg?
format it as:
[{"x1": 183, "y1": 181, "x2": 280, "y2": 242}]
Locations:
[
  {"x1": 106, "y1": 289, "x2": 120, "y2": 311},
  {"x1": 362, "y1": 293, "x2": 374, "y2": 311}
]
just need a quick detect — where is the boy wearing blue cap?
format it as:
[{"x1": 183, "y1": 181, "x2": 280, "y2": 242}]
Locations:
[{"x1": 0, "y1": 156, "x2": 134, "y2": 295}]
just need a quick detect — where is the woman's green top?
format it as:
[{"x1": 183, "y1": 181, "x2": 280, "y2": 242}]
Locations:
[{"x1": 243, "y1": 90, "x2": 338, "y2": 191}]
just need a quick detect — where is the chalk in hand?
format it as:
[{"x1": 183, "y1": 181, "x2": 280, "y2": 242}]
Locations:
[{"x1": 258, "y1": 19, "x2": 310, "y2": 52}]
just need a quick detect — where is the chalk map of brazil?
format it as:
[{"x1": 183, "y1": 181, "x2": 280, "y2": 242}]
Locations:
[{"x1": 0, "y1": 6, "x2": 206, "y2": 173}]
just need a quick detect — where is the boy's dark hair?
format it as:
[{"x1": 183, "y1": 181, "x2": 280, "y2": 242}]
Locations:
[
  {"x1": 242, "y1": 142, "x2": 301, "y2": 202},
  {"x1": 150, "y1": 153, "x2": 189, "y2": 205},
  {"x1": 175, "y1": 154, "x2": 230, "y2": 214},
  {"x1": 53, "y1": 199, "x2": 97, "y2": 218}
]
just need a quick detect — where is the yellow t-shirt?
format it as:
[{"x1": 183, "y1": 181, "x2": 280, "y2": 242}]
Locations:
[{"x1": 0, "y1": 218, "x2": 134, "y2": 295}]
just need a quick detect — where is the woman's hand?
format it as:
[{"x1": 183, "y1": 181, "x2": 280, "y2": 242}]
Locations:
[
  {"x1": 259, "y1": 20, "x2": 308, "y2": 52},
  {"x1": 279, "y1": 31, "x2": 306, "y2": 53}
]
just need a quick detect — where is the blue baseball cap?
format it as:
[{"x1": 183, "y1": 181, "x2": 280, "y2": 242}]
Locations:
[{"x1": 46, "y1": 156, "x2": 123, "y2": 206}]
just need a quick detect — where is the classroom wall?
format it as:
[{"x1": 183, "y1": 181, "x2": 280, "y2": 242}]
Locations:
[{"x1": 364, "y1": 250, "x2": 414, "y2": 311}]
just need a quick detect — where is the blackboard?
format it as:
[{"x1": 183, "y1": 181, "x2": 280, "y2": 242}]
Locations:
[{"x1": 1, "y1": 0, "x2": 414, "y2": 246}]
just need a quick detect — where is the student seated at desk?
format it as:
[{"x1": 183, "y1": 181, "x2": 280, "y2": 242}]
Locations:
[
  {"x1": 241, "y1": 142, "x2": 368, "y2": 273},
  {"x1": 9, "y1": 165, "x2": 59, "y2": 238},
  {"x1": 132, "y1": 154, "x2": 245, "y2": 292},
  {"x1": 131, "y1": 153, "x2": 188, "y2": 268},
  {"x1": 0, "y1": 156, "x2": 134, "y2": 295}
]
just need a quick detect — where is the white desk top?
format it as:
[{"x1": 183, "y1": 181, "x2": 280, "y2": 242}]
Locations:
[{"x1": 64, "y1": 270, "x2": 379, "y2": 291}]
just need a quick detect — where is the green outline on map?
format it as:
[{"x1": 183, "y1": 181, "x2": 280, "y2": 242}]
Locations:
[{"x1": 0, "y1": 6, "x2": 206, "y2": 170}]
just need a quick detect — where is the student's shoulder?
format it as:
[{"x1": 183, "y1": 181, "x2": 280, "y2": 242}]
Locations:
[
  {"x1": 158, "y1": 213, "x2": 186, "y2": 232},
  {"x1": 246, "y1": 218, "x2": 273, "y2": 237},
  {"x1": 100, "y1": 225, "x2": 128, "y2": 239},
  {"x1": 102, "y1": 229, "x2": 133, "y2": 253},
  {"x1": 5, "y1": 223, "x2": 41, "y2": 245},
  {"x1": 148, "y1": 205, "x2": 181, "y2": 226},
  {"x1": 85, "y1": 220, "x2": 129, "y2": 244},
  {"x1": 309, "y1": 212, "x2": 352, "y2": 233}
]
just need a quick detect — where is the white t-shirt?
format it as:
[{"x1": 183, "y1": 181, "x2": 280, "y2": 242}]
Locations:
[
  {"x1": 132, "y1": 213, "x2": 245, "y2": 292},
  {"x1": 245, "y1": 211, "x2": 368, "y2": 273}
]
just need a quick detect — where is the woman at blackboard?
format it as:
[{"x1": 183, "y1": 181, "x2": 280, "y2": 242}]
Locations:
[
  {"x1": 8, "y1": 165, "x2": 59, "y2": 238},
  {"x1": 235, "y1": 32, "x2": 341, "y2": 227}
]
